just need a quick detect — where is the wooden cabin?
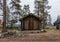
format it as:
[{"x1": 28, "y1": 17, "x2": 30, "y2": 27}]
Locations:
[
  {"x1": 20, "y1": 13, "x2": 42, "y2": 31},
  {"x1": 54, "y1": 17, "x2": 60, "y2": 29}
]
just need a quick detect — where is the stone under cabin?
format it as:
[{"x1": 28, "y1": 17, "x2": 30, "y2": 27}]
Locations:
[{"x1": 20, "y1": 13, "x2": 42, "y2": 31}]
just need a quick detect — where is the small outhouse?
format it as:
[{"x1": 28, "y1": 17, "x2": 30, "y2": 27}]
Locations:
[
  {"x1": 20, "y1": 13, "x2": 42, "y2": 30},
  {"x1": 54, "y1": 17, "x2": 60, "y2": 29}
]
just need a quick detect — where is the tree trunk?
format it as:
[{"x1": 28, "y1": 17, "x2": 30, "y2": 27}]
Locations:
[{"x1": 2, "y1": 0, "x2": 7, "y2": 32}]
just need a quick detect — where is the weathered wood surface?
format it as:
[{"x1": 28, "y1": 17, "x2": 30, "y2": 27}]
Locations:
[{"x1": 20, "y1": 14, "x2": 41, "y2": 30}]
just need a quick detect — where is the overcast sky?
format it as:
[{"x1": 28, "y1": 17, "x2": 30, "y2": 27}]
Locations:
[
  {"x1": 0, "y1": 0, "x2": 60, "y2": 24},
  {"x1": 48, "y1": 0, "x2": 60, "y2": 24}
]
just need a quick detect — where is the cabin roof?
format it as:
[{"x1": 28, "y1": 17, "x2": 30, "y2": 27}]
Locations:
[
  {"x1": 20, "y1": 13, "x2": 41, "y2": 21},
  {"x1": 54, "y1": 18, "x2": 60, "y2": 25}
]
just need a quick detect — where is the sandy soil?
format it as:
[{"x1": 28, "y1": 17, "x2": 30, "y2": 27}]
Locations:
[{"x1": 0, "y1": 29, "x2": 60, "y2": 42}]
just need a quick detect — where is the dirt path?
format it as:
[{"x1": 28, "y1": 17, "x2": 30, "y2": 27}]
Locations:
[{"x1": 0, "y1": 29, "x2": 60, "y2": 42}]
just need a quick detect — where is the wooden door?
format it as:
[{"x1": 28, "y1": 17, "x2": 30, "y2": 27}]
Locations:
[
  {"x1": 29, "y1": 18, "x2": 33, "y2": 30},
  {"x1": 33, "y1": 20, "x2": 39, "y2": 30},
  {"x1": 24, "y1": 20, "x2": 29, "y2": 30}
]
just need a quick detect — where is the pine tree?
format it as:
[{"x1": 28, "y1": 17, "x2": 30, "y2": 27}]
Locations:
[
  {"x1": 35, "y1": 0, "x2": 51, "y2": 29},
  {"x1": 47, "y1": 14, "x2": 52, "y2": 26},
  {"x1": 23, "y1": 5, "x2": 30, "y2": 16},
  {"x1": 9, "y1": 0, "x2": 22, "y2": 30},
  {"x1": 0, "y1": 0, "x2": 2, "y2": 9},
  {"x1": 10, "y1": 0, "x2": 22, "y2": 21},
  {"x1": 6, "y1": 6, "x2": 10, "y2": 26}
]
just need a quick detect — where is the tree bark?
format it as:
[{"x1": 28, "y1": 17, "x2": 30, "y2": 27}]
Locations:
[{"x1": 2, "y1": 0, "x2": 7, "y2": 32}]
